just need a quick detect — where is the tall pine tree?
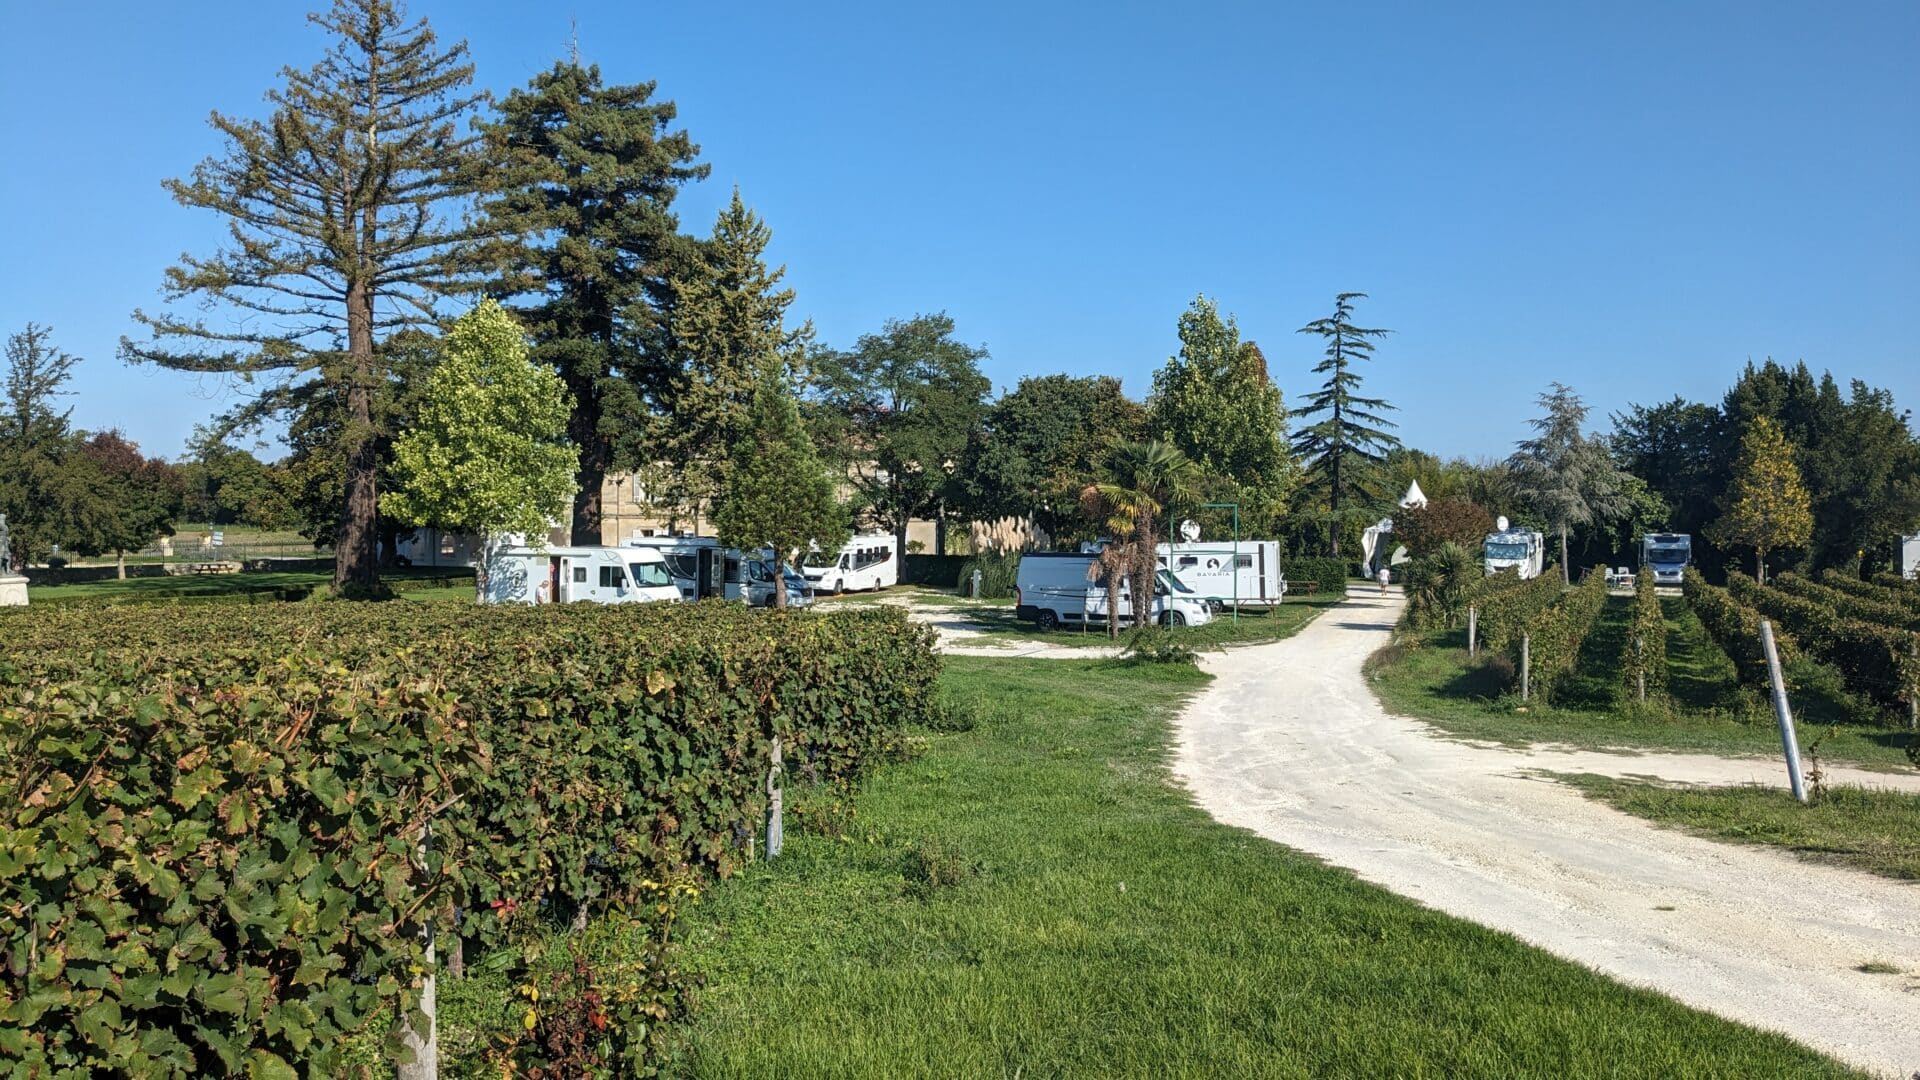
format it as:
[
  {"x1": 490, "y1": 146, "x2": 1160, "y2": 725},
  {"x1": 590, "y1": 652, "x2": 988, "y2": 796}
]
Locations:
[
  {"x1": 475, "y1": 60, "x2": 708, "y2": 543},
  {"x1": 713, "y1": 370, "x2": 848, "y2": 608},
  {"x1": 1291, "y1": 293, "x2": 1399, "y2": 557},
  {"x1": 120, "y1": 0, "x2": 484, "y2": 595},
  {"x1": 653, "y1": 190, "x2": 813, "y2": 525}
]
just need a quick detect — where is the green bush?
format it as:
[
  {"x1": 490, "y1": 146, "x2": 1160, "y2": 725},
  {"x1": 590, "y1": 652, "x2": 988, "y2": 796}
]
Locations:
[
  {"x1": 1727, "y1": 572, "x2": 1919, "y2": 711},
  {"x1": 1401, "y1": 542, "x2": 1480, "y2": 630},
  {"x1": 1683, "y1": 567, "x2": 1795, "y2": 690},
  {"x1": 0, "y1": 602, "x2": 938, "y2": 1077},
  {"x1": 1620, "y1": 567, "x2": 1668, "y2": 701},
  {"x1": 954, "y1": 551, "x2": 1021, "y2": 598},
  {"x1": 1282, "y1": 556, "x2": 1350, "y2": 596},
  {"x1": 1820, "y1": 570, "x2": 1920, "y2": 618},
  {"x1": 1774, "y1": 572, "x2": 1920, "y2": 632},
  {"x1": 1512, "y1": 569, "x2": 1609, "y2": 702},
  {"x1": 1119, "y1": 625, "x2": 1199, "y2": 666},
  {"x1": 1473, "y1": 572, "x2": 1562, "y2": 654}
]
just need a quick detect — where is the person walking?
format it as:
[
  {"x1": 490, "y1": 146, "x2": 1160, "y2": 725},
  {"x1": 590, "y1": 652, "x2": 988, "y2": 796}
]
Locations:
[{"x1": 1376, "y1": 564, "x2": 1391, "y2": 594}]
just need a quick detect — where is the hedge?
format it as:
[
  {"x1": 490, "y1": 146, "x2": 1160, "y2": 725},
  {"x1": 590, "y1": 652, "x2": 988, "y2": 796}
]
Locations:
[
  {"x1": 1473, "y1": 572, "x2": 1563, "y2": 654},
  {"x1": 1282, "y1": 557, "x2": 1351, "y2": 596},
  {"x1": 1683, "y1": 567, "x2": 1796, "y2": 691},
  {"x1": 1727, "y1": 572, "x2": 1919, "y2": 711},
  {"x1": 1773, "y1": 572, "x2": 1920, "y2": 633},
  {"x1": 901, "y1": 553, "x2": 970, "y2": 588},
  {"x1": 1620, "y1": 567, "x2": 1667, "y2": 701},
  {"x1": 0, "y1": 601, "x2": 939, "y2": 1077},
  {"x1": 1814, "y1": 570, "x2": 1920, "y2": 622},
  {"x1": 1511, "y1": 569, "x2": 1609, "y2": 702}
]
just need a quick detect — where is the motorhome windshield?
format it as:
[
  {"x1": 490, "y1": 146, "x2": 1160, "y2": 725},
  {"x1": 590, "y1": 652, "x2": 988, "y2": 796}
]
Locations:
[
  {"x1": 802, "y1": 549, "x2": 839, "y2": 569},
  {"x1": 1647, "y1": 545, "x2": 1689, "y2": 563},
  {"x1": 1157, "y1": 570, "x2": 1194, "y2": 594},
  {"x1": 1485, "y1": 541, "x2": 1531, "y2": 560},
  {"x1": 628, "y1": 562, "x2": 673, "y2": 588}
]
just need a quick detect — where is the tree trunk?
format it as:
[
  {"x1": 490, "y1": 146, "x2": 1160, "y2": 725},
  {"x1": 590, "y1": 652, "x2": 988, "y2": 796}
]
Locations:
[
  {"x1": 1329, "y1": 450, "x2": 1342, "y2": 558},
  {"x1": 116, "y1": 550, "x2": 126, "y2": 580},
  {"x1": 1107, "y1": 571, "x2": 1122, "y2": 639},
  {"x1": 1560, "y1": 524, "x2": 1571, "y2": 585},
  {"x1": 335, "y1": 279, "x2": 381, "y2": 596},
  {"x1": 1757, "y1": 548, "x2": 1767, "y2": 585},
  {"x1": 773, "y1": 564, "x2": 788, "y2": 609},
  {"x1": 568, "y1": 372, "x2": 604, "y2": 546},
  {"x1": 1133, "y1": 512, "x2": 1157, "y2": 630},
  {"x1": 934, "y1": 501, "x2": 947, "y2": 556}
]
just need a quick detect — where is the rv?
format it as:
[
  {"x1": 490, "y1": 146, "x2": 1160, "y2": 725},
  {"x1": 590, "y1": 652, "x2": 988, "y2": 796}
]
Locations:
[
  {"x1": 1901, "y1": 534, "x2": 1919, "y2": 580},
  {"x1": 1155, "y1": 541, "x2": 1289, "y2": 609},
  {"x1": 1638, "y1": 533, "x2": 1693, "y2": 586},
  {"x1": 481, "y1": 545, "x2": 681, "y2": 606},
  {"x1": 801, "y1": 533, "x2": 899, "y2": 594},
  {"x1": 1014, "y1": 552, "x2": 1215, "y2": 630},
  {"x1": 623, "y1": 535, "x2": 813, "y2": 607},
  {"x1": 1483, "y1": 518, "x2": 1546, "y2": 580}
]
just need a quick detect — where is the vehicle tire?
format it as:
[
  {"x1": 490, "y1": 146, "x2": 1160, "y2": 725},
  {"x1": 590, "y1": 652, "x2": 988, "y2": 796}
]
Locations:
[
  {"x1": 833, "y1": 578, "x2": 845, "y2": 595},
  {"x1": 1162, "y1": 611, "x2": 1186, "y2": 628},
  {"x1": 1036, "y1": 609, "x2": 1060, "y2": 631}
]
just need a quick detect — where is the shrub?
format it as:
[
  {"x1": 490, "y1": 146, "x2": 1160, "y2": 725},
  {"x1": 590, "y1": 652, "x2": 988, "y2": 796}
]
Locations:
[
  {"x1": 0, "y1": 602, "x2": 938, "y2": 1077},
  {"x1": 1513, "y1": 569, "x2": 1609, "y2": 702},
  {"x1": 1727, "y1": 572, "x2": 1920, "y2": 712},
  {"x1": 955, "y1": 551, "x2": 1021, "y2": 598},
  {"x1": 1119, "y1": 625, "x2": 1199, "y2": 665},
  {"x1": 1620, "y1": 567, "x2": 1668, "y2": 701},
  {"x1": 1393, "y1": 498, "x2": 1495, "y2": 558},
  {"x1": 1401, "y1": 542, "x2": 1481, "y2": 630},
  {"x1": 1774, "y1": 572, "x2": 1920, "y2": 632},
  {"x1": 1474, "y1": 572, "x2": 1562, "y2": 654},
  {"x1": 1683, "y1": 567, "x2": 1794, "y2": 690},
  {"x1": 1821, "y1": 570, "x2": 1920, "y2": 618},
  {"x1": 1283, "y1": 556, "x2": 1351, "y2": 596}
]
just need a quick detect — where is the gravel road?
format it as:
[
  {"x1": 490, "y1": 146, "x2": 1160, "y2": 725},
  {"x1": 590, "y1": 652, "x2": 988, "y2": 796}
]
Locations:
[{"x1": 1174, "y1": 588, "x2": 1920, "y2": 1078}]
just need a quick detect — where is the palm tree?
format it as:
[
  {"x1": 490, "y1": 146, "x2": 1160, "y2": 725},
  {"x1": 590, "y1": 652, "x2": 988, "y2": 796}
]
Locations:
[
  {"x1": 1091, "y1": 441, "x2": 1204, "y2": 629},
  {"x1": 1078, "y1": 485, "x2": 1138, "y2": 638}
]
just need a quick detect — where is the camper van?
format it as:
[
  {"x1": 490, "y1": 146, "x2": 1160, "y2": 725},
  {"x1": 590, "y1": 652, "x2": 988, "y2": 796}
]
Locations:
[
  {"x1": 1483, "y1": 518, "x2": 1546, "y2": 580},
  {"x1": 623, "y1": 536, "x2": 813, "y2": 607},
  {"x1": 801, "y1": 534, "x2": 899, "y2": 594},
  {"x1": 1901, "y1": 534, "x2": 1919, "y2": 580},
  {"x1": 1014, "y1": 552, "x2": 1214, "y2": 630},
  {"x1": 482, "y1": 545, "x2": 681, "y2": 606},
  {"x1": 1638, "y1": 533, "x2": 1693, "y2": 585},
  {"x1": 1156, "y1": 541, "x2": 1288, "y2": 610}
]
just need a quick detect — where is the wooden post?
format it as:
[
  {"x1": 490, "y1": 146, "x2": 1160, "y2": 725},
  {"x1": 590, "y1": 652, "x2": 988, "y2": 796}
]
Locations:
[
  {"x1": 1909, "y1": 640, "x2": 1917, "y2": 731},
  {"x1": 766, "y1": 737, "x2": 784, "y2": 859},
  {"x1": 399, "y1": 823, "x2": 438, "y2": 1080},
  {"x1": 1520, "y1": 633, "x2": 1531, "y2": 703},
  {"x1": 1758, "y1": 619, "x2": 1807, "y2": 803},
  {"x1": 1467, "y1": 605, "x2": 1478, "y2": 659}
]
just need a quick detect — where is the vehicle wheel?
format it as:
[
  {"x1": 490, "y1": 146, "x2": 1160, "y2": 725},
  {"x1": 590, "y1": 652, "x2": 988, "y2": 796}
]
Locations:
[
  {"x1": 833, "y1": 578, "x2": 845, "y2": 595},
  {"x1": 1036, "y1": 609, "x2": 1060, "y2": 631},
  {"x1": 1162, "y1": 611, "x2": 1186, "y2": 628}
]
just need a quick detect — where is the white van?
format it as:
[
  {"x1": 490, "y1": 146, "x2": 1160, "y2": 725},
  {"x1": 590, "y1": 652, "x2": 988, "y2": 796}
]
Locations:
[
  {"x1": 482, "y1": 545, "x2": 680, "y2": 606},
  {"x1": 1156, "y1": 541, "x2": 1288, "y2": 610},
  {"x1": 624, "y1": 535, "x2": 813, "y2": 608},
  {"x1": 1014, "y1": 552, "x2": 1214, "y2": 631},
  {"x1": 801, "y1": 533, "x2": 899, "y2": 594}
]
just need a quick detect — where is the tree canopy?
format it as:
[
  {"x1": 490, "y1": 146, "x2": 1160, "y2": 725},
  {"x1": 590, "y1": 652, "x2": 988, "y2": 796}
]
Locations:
[
  {"x1": 958, "y1": 374, "x2": 1145, "y2": 541},
  {"x1": 1509, "y1": 383, "x2": 1630, "y2": 583},
  {"x1": 1291, "y1": 293, "x2": 1399, "y2": 556},
  {"x1": 712, "y1": 372, "x2": 848, "y2": 608},
  {"x1": 1708, "y1": 414, "x2": 1812, "y2": 584}
]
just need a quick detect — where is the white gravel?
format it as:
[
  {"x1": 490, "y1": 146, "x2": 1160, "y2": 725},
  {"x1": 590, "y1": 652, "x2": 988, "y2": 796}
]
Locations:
[{"x1": 1174, "y1": 588, "x2": 1920, "y2": 1078}]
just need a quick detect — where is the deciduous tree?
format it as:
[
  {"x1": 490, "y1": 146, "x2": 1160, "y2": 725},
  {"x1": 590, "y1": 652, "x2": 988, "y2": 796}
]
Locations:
[
  {"x1": 381, "y1": 301, "x2": 576, "y2": 599},
  {"x1": 121, "y1": 0, "x2": 485, "y2": 596},
  {"x1": 958, "y1": 374, "x2": 1145, "y2": 542},
  {"x1": 76, "y1": 432, "x2": 186, "y2": 578},
  {"x1": 1708, "y1": 415, "x2": 1812, "y2": 584},
  {"x1": 1394, "y1": 497, "x2": 1495, "y2": 558},
  {"x1": 1291, "y1": 293, "x2": 1399, "y2": 556}
]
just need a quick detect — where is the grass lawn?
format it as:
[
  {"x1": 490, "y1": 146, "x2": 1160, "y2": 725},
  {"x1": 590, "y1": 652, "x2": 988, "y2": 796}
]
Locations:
[
  {"x1": 1368, "y1": 595, "x2": 1918, "y2": 770},
  {"x1": 661, "y1": 656, "x2": 1853, "y2": 1077},
  {"x1": 1554, "y1": 774, "x2": 1920, "y2": 882}
]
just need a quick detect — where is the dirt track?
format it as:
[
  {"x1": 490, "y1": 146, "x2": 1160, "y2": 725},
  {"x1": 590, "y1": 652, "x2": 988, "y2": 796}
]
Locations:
[{"x1": 1174, "y1": 589, "x2": 1920, "y2": 1078}]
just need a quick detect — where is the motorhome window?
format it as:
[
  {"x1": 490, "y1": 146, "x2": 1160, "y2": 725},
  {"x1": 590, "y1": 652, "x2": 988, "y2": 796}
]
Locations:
[
  {"x1": 1158, "y1": 570, "x2": 1194, "y2": 594},
  {"x1": 599, "y1": 566, "x2": 624, "y2": 589},
  {"x1": 629, "y1": 562, "x2": 672, "y2": 588},
  {"x1": 724, "y1": 556, "x2": 742, "y2": 581},
  {"x1": 1647, "y1": 545, "x2": 1689, "y2": 561},
  {"x1": 747, "y1": 561, "x2": 772, "y2": 583},
  {"x1": 572, "y1": 567, "x2": 587, "y2": 583},
  {"x1": 663, "y1": 554, "x2": 698, "y2": 580},
  {"x1": 1177, "y1": 556, "x2": 1199, "y2": 568},
  {"x1": 1486, "y1": 542, "x2": 1531, "y2": 560},
  {"x1": 1233, "y1": 555, "x2": 1253, "y2": 569},
  {"x1": 803, "y1": 549, "x2": 837, "y2": 569}
]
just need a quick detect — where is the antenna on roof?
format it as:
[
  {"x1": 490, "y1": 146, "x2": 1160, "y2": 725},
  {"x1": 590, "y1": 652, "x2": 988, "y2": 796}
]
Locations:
[{"x1": 1496, "y1": 515, "x2": 1510, "y2": 532}]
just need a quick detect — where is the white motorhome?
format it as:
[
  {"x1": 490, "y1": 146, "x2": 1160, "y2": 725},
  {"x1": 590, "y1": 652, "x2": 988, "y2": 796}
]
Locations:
[
  {"x1": 1901, "y1": 534, "x2": 1919, "y2": 580},
  {"x1": 623, "y1": 535, "x2": 813, "y2": 607},
  {"x1": 1638, "y1": 532, "x2": 1693, "y2": 586},
  {"x1": 481, "y1": 545, "x2": 680, "y2": 606},
  {"x1": 1155, "y1": 541, "x2": 1288, "y2": 609},
  {"x1": 801, "y1": 533, "x2": 899, "y2": 594},
  {"x1": 1483, "y1": 518, "x2": 1546, "y2": 580},
  {"x1": 1014, "y1": 552, "x2": 1214, "y2": 630}
]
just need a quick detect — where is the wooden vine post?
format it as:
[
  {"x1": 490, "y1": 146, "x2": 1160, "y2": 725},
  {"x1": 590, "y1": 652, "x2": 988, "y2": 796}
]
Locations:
[
  {"x1": 1467, "y1": 605, "x2": 1478, "y2": 659},
  {"x1": 1519, "y1": 633, "x2": 1531, "y2": 703}
]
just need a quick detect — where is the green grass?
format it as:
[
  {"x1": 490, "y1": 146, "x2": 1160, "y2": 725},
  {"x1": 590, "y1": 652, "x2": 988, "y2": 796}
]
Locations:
[
  {"x1": 1368, "y1": 596, "x2": 1918, "y2": 770},
  {"x1": 658, "y1": 656, "x2": 1854, "y2": 1077},
  {"x1": 1555, "y1": 774, "x2": 1920, "y2": 882}
]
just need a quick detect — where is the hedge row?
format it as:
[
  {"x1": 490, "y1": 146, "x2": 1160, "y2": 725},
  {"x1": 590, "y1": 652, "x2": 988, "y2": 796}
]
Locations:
[
  {"x1": 1620, "y1": 567, "x2": 1667, "y2": 701},
  {"x1": 954, "y1": 551, "x2": 1020, "y2": 598},
  {"x1": 1682, "y1": 567, "x2": 1797, "y2": 691},
  {"x1": 1818, "y1": 570, "x2": 1920, "y2": 620},
  {"x1": 1512, "y1": 569, "x2": 1609, "y2": 702},
  {"x1": 0, "y1": 602, "x2": 940, "y2": 1077},
  {"x1": 1727, "y1": 572, "x2": 1919, "y2": 710},
  {"x1": 1773, "y1": 572, "x2": 1920, "y2": 633},
  {"x1": 1282, "y1": 557, "x2": 1351, "y2": 595},
  {"x1": 1474, "y1": 571, "x2": 1563, "y2": 654}
]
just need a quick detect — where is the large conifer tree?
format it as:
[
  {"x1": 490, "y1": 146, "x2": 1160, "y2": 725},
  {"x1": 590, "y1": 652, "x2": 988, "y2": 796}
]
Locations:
[
  {"x1": 1291, "y1": 292, "x2": 1400, "y2": 557},
  {"x1": 120, "y1": 0, "x2": 484, "y2": 594},
  {"x1": 476, "y1": 61, "x2": 708, "y2": 543}
]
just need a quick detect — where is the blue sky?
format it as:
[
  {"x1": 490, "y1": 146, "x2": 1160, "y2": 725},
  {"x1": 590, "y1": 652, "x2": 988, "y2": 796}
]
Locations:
[{"x1": 2, "y1": 1, "x2": 1914, "y2": 461}]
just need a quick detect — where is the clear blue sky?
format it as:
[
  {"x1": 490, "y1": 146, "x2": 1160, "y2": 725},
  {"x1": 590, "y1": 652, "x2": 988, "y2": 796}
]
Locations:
[{"x1": 2, "y1": 1, "x2": 1914, "y2": 461}]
